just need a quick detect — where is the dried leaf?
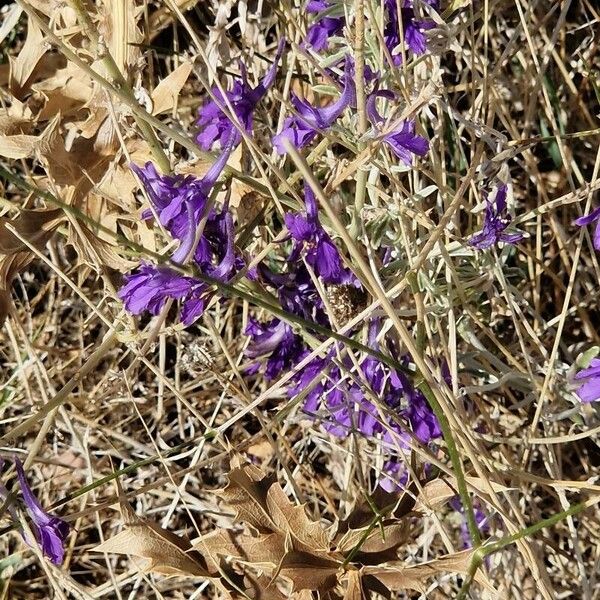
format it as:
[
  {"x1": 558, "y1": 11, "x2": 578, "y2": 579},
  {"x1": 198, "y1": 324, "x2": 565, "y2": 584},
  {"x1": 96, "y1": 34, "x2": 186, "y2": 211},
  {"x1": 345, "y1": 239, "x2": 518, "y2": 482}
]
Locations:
[
  {"x1": 279, "y1": 550, "x2": 340, "y2": 593},
  {"x1": 0, "y1": 114, "x2": 61, "y2": 160},
  {"x1": 0, "y1": 252, "x2": 31, "y2": 326},
  {"x1": 223, "y1": 464, "x2": 331, "y2": 551},
  {"x1": 95, "y1": 520, "x2": 213, "y2": 577},
  {"x1": 197, "y1": 530, "x2": 286, "y2": 569},
  {"x1": 344, "y1": 570, "x2": 364, "y2": 600},
  {"x1": 9, "y1": 16, "x2": 47, "y2": 97},
  {"x1": 267, "y1": 484, "x2": 331, "y2": 552},
  {"x1": 222, "y1": 465, "x2": 276, "y2": 533},
  {"x1": 242, "y1": 573, "x2": 291, "y2": 600},
  {"x1": 336, "y1": 521, "x2": 408, "y2": 557},
  {"x1": 0, "y1": 208, "x2": 63, "y2": 254},
  {"x1": 364, "y1": 549, "x2": 497, "y2": 594},
  {"x1": 416, "y1": 476, "x2": 511, "y2": 511},
  {"x1": 151, "y1": 62, "x2": 193, "y2": 115}
]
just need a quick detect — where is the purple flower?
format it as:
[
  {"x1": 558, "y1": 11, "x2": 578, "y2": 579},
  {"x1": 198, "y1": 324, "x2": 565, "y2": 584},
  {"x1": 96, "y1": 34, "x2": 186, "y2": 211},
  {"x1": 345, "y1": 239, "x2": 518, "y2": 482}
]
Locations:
[
  {"x1": 14, "y1": 460, "x2": 69, "y2": 565},
  {"x1": 574, "y1": 358, "x2": 600, "y2": 403},
  {"x1": 244, "y1": 318, "x2": 305, "y2": 379},
  {"x1": 258, "y1": 263, "x2": 327, "y2": 326},
  {"x1": 468, "y1": 184, "x2": 524, "y2": 250},
  {"x1": 378, "y1": 459, "x2": 409, "y2": 493},
  {"x1": 384, "y1": 0, "x2": 438, "y2": 63},
  {"x1": 132, "y1": 145, "x2": 232, "y2": 264},
  {"x1": 118, "y1": 263, "x2": 210, "y2": 325},
  {"x1": 273, "y1": 56, "x2": 355, "y2": 153},
  {"x1": 450, "y1": 497, "x2": 491, "y2": 548},
  {"x1": 285, "y1": 184, "x2": 355, "y2": 284},
  {"x1": 304, "y1": 1, "x2": 344, "y2": 51},
  {"x1": 195, "y1": 39, "x2": 285, "y2": 150},
  {"x1": 573, "y1": 206, "x2": 600, "y2": 250},
  {"x1": 367, "y1": 93, "x2": 429, "y2": 164}
]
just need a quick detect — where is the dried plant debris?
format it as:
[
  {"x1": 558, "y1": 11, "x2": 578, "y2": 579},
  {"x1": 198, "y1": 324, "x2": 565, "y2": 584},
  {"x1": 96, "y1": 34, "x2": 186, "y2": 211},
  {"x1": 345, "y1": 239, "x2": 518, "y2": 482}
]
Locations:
[{"x1": 1, "y1": 0, "x2": 599, "y2": 599}]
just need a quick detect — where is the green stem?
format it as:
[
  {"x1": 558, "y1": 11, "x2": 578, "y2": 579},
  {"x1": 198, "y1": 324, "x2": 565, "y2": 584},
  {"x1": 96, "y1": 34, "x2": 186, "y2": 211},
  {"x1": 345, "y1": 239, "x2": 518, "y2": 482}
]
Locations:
[
  {"x1": 455, "y1": 500, "x2": 593, "y2": 600},
  {"x1": 417, "y1": 382, "x2": 481, "y2": 548}
]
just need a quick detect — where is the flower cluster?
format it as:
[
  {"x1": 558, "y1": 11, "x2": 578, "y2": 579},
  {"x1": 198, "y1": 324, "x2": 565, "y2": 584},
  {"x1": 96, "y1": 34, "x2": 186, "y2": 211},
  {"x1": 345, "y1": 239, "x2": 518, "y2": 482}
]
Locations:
[
  {"x1": 574, "y1": 358, "x2": 600, "y2": 403},
  {"x1": 195, "y1": 39, "x2": 285, "y2": 151},
  {"x1": 119, "y1": 146, "x2": 241, "y2": 326},
  {"x1": 303, "y1": 0, "x2": 438, "y2": 61},
  {"x1": 245, "y1": 186, "x2": 442, "y2": 491}
]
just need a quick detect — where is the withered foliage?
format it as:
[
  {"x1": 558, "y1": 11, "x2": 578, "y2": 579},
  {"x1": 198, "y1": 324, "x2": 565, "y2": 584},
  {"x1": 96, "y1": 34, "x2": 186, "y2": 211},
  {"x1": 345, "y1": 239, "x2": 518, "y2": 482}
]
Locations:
[{"x1": 96, "y1": 462, "x2": 496, "y2": 598}]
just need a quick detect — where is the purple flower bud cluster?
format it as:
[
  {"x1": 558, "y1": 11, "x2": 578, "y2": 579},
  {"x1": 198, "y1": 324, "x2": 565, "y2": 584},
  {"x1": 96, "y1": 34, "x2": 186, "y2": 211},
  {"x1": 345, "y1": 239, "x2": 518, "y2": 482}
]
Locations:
[{"x1": 195, "y1": 39, "x2": 285, "y2": 151}]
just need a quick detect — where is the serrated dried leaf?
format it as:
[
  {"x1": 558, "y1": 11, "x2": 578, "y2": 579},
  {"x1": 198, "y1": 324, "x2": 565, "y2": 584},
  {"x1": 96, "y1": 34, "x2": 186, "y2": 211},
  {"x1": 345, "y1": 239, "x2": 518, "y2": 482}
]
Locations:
[
  {"x1": 279, "y1": 550, "x2": 340, "y2": 593},
  {"x1": 151, "y1": 62, "x2": 193, "y2": 115},
  {"x1": 364, "y1": 549, "x2": 496, "y2": 594},
  {"x1": 223, "y1": 464, "x2": 331, "y2": 551},
  {"x1": 336, "y1": 521, "x2": 408, "y2": 557},
  {"x1": 266, "y1": 484, "x2": 331, "y2": 552},
  {"x1": 197, "y1": 530, "x2": 286, "y2": 569},
  {"x1": 222, "y1": 465, "x2": 277, "y2": 533},
  {"x1": 0, "y1": 208, "x2": 63, "y2": 254},
  {"x1": 95, "y1": 520, "x2": 213, "y2": 578}
]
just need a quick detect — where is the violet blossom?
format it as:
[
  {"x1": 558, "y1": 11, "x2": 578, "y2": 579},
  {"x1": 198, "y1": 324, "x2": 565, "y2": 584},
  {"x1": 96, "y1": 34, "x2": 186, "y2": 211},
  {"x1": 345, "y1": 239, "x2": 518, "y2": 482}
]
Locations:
[
  {"x1": 285, "y1": 184, "x2": 355, "y2": 284},
  {"x1": 367, "y1": 91, "x2": 429, "y2": 165},
  {"x1": 195, "y1": 39, "x2": 285, "y2": 150},
  {"x1": 304, "y1": 1, "x2": 344, "y2": 51},
  {"x1": 132, "y1": 143, "x2": 232, "y2": 264},
  {"x1": 121, "y1": 140, "x2": 244, "y2": 325},
  {"x1": 384, "y1": 0, "x2": 438, "y2": 63},
  {"x1": 273, "y1": 56, "x2": 355, "y2": 153},
  {"x1": 573, "y1": 358, "x2": 600, "y2": 403},
  {"x1": 244, "y1": 318, "x2": 305, "y2": 380},
  {"x1": 13, "y1": 459, "x2": 70, "y2": 565},
  {"x1": 468, "y1": 184, "x2": 524, "y2": 250},
  {"x1": 450, "y1": 497, "x2": 491, "y2": 548},
  {"x1": 573, "y1": 206, "x2": 600, "y2": 250}
]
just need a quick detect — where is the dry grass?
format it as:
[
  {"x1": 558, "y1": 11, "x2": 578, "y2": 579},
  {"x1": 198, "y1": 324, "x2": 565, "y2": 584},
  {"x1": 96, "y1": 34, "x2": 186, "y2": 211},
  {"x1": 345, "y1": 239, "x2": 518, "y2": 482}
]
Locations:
[{"x1": 1, "y1": 0, "x2": 600, "y2": 598}]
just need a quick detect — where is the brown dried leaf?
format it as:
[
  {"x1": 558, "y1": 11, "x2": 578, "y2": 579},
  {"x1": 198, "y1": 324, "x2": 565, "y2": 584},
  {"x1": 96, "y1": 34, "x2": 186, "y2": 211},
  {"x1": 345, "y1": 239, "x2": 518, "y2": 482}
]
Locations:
[
  {"x1": 344, "y1": 570, "x2": 364, "y2": 600},
  {"x1": 242, "y1": 573, "x2": 291, "y2": 600},
  {"x1": 416, "y1": 476, "x2": 511, "y2": 511},
  {"x1": 151, "y1": 62, "x2": 193, "y2": 115},
  {"x1": 266, "y1": 484, "x2": 331, "y2": 552},
  {"x1": 279, "y1": 550, "x2": 340, "y2": 593},
  {"x1": 223, "y1": 464, "x2": 331, "y2": 551},
  {"x1": 0, "y1": 208, "x2": 63, "y2": 254},
  {"x1": 9, "y1": 16, "x2": 47, "y2": 97},
  {"x1": 32, "y1": 64, "x2": 94, "y2": 121},
  {"x1": 0, "y1": 252, "x2": 32, "y2": 326},
  {"x1": 336, "y1": 521, "x2": 408, "y2": 557},
  {"x1": 222, "y1": 464, "x2": 276, "y2": 533},
  {"x1": 197, "y1": 530, "x2": 286, "y2": 569},
  {"x1": 95, "y1": 520, "x2": 213, "y2": 578},
  {"x1": 364, "y1": 549, "x2": 496, "y2": 594}
]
